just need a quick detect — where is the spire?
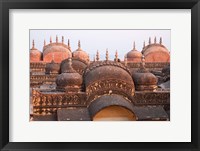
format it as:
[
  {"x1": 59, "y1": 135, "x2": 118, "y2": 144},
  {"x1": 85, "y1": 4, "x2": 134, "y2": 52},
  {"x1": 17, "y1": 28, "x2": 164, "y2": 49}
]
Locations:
[
  {"x1": 32, "y1": 40, "x2": 35, "y2": 49},
  {"x1": 63, "y1": 51, "x2": 76, "y2": 73},
  {"x1": 62, "y1": 36, "x2": 64, "y2": 44},
  {"x1": 154, "y1": 37, "x2": 157, "y2": 44},
  {"x1": 68, "y1": 39, "x2": 71, "y2": 51},
  {"x1": 50, "y1": 36, "x2": 52, "y2": 44},
  {"x1": 160, "y1": 37, "x2": 162, "y2": 45},
  {"x1": 115, "y1": 50, "x2": 118, "y2": 62},
  {"x1": 78, "y1": 40, "x2": 81, "y2": 49},
  {"x1": 56, "y1": 35, "x2": 58, "y2": 43},
  {"x1": 93, "y1": 55, "x2": 96, "y2": 62},
  {"x1": 44, "y1": 39, "x2": 46, "y2": 46},
  {"x1": 149, "y1": 37, "x2": 151, "y2": 44},
  {"x1": 143, "y1": 41, "x2": 145, "y2": 49},
  {"x1": 106, "y1": 49, "x2": 109, "y2": 61},
  {"x1": 133, "y1": 41, "x2": 136, "y2": 50},
  {"x1": 96, "y1": 50, "x2": 99, "y2": 61}
]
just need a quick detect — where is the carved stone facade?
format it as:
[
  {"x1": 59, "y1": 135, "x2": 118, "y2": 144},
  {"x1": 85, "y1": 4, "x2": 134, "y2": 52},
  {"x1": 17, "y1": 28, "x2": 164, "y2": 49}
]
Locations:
[
  {"x1": 30, "y1": 60, "x2": 170, "y2": 121},
  {"x1": 30, "y1": 37, "x2": 170, "y2": 121}
]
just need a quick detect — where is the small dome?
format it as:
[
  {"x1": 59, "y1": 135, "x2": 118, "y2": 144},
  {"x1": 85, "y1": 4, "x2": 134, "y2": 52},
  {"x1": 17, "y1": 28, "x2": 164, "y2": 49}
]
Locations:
[
  {"x1": 72, "y1": 40, "x2": 89, "y2": 63},
  {"x1": 45, "y1": 60, "x2": 60, "y2": 74},
  {"x1": 56, "y1": 58, "x2": 83, "y2": 92},
  {"x1": 132, "y1": 56, "x2": 157, "y2": 91},
  {"x1": 126, "y1": 42, "x2": 142, "y2": 62},
  {"x1": 30, "y1": 40, "x2": 42, "y2": 62},
  {"x1": 60, "y1": 58, "x2": 88, "y2": 75}
]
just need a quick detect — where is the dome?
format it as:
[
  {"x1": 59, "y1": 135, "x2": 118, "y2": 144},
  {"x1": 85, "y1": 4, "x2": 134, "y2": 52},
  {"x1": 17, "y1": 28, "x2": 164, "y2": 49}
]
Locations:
[
  {"x1": 84, "y1": 60, "x2": 135, "y2": 101},
  {"x1": 43, "y1": 36, "x2": 71, "y2": 63},
  {"x1": 142, "y1": 37, "x2": 170, "y2": 62},
  {"x1": 45, "y1": 60, "x2": 60, "y2": 74},
  {"x1": 84, "y1": 61, "x2": 133, "y2": 87},
  {"x1": 132, "y1": 56, "x2": 157, "y2": 91},
  {"x1": 30, "y1": 40, "x2": 42, "y2": 62},
  {"x1": 72, "y1": 40, "x2": 89, "y2": 63},
  {"x1": 60, "y1": 58, "x2": 88, "y2": 75},
  {"x1": 56, "y1": 58, "x2": 83, "y2": 92},
  {"x1": 126, "y1": 42, "x2": 142, "y2": 62}
]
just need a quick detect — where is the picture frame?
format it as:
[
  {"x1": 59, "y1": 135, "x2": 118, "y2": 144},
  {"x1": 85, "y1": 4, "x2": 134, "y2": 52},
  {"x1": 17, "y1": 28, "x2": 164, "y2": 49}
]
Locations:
[{"x1": 0, "y1": 0, "x2": 199, "y2": 150}]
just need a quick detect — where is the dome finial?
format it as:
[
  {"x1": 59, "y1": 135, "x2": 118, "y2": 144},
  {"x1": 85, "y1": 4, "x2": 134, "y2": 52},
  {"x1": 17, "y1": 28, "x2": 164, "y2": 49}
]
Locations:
[
  {"x1": 154, "y1": 37, "x2": 157, "y2": 44},
  {"x1": 143, "y1": 41, "x2": 146, "y2": 49},
  {"x1": 68, "y1": 39, "x2": 71, "y2": 51},
  {"x1": 133, "y1": 41, "x2": 136, "y2": 50},
  {"x1": 50, "y1": 36, "x2": 52, "y2": 43},
  {"x1": 62, "y1": 36, "x2": 64, "y2": 44},
  {"x1": 64, "y1": 52, "x2": 75, "y2": 73},
  {"x1": 124, "y1": 55, "x2": 127, "y2": 66},
  {"x1": 78, "y1": 40, "x2": 81, "y2": 48},
  {"x1": 44, "y1": 39, "x2": 46, "y2": 46},
  {"x1": 56, "y1": 35, "x2": 58, "y2": 43},
  {"x1": 96, "y1": 50, "x2": 99, "y2": 61},
  {"x1": 115, "y1": 50, "x2": 118, "y2": 62},
  {"x1": 106, "y1": 49, "x2": 109, "y2": 61},
  {"x1": 149, "y1": 37, "x2": 151, "y2": 44},
  {"x1": 32, "y1": 40, "x2": 35, "y2": 48},
  {"x1": 160, "y1": 37, "x2": 162, "y2": 44}
]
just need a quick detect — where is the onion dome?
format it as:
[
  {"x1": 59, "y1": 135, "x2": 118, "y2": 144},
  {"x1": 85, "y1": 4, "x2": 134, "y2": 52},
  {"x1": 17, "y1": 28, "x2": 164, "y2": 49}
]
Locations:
[
  {"x1": 45, "y1": 55, "x2": 60, "y2": 74},
  {"x1": 43, "y1": 36, "x2": 71, "y2": 63},
  {"x1": 30, "y1": 40, "x2": 42, "y2": 62},
  {"x1": 60, "y1": 58, "x2": 88, "y2": 75},
  {"x1": 142, "y1": 37, "x2": 170, "y2": 62},
  {"x1": 132, "y1": 56, "x2": 158, "y2": 91},
  {"x1": 126, "y1": 42, "x2": 142, "y2": 62},
  {"x1": 72, "y1": 40, "x2": 90, "y2": 63},
  {"x1": 56, "y1": 57, "x2": 83, "y2": 92}
]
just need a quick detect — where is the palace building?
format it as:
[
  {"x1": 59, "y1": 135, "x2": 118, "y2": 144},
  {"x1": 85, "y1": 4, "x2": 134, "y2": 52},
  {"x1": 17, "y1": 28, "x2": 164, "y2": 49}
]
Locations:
[{"x1": 30, "y1": 36, "x2": 170, "y2": 121}]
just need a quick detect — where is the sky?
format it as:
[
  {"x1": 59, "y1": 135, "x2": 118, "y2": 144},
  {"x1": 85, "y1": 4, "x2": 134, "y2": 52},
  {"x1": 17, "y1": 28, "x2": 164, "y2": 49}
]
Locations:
[{"x1": 30, "y1": 30, "x2": 170, "y2": 61}]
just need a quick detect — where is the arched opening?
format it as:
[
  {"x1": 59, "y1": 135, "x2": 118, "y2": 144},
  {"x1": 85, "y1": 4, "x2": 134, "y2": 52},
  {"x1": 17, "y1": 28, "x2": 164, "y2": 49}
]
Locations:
[{"x1": 93, "y1": 105, "x2": 136, "y2": 121}]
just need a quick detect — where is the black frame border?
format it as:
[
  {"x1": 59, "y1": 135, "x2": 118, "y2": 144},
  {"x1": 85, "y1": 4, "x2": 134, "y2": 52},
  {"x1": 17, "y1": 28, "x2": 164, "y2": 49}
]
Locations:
[{"x1": 0, "y1": 0, "x2": 199, "y2": 151}]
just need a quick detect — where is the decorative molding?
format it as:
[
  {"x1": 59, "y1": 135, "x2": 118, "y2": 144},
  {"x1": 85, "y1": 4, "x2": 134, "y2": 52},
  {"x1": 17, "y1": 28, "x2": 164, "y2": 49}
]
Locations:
[
  {"x1": 86, "y1": 79, "x2": 135, "y2": 102},
  {"x1": 133, "y1": 91, "x2": 170, "y2": 105}
]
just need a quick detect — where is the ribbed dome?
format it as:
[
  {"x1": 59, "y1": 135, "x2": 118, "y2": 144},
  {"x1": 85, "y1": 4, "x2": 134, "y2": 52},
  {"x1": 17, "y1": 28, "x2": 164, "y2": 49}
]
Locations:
[
  {"x1": 142, "y1": 37, "x2": 170, "y2": 62},
  {"x1": 30, "y1": 40, "x2": 42, "y2": 62},
  {"x1": 84, "y1": 60, "x2": 133, "y2": 87},
  {"x1": 142, "y1": 44, "x2": 169, "y2": 56},
  {"x1": 45, "y1": 60, "x2": 60, "y2": 74},
  {"x1": 132, "y1": 56, "x2": 157, "y2": 91},
  {"x1": 43, "y1": 43, "x2": 71, "y2": 57},
  {"x1": 72, "y1": 40, "x2": 89, "y2": 63},
  {"x1": 127, "y1": 50, "x2": 142, "y2": 59},
  {"x1": 126, "y1": 42, "x2": 142, "y2": 62},
  {"x1": 56, "y1": 58, "x2": 83, "y2": 92},
  {"x1": 83, "y1": 60, "x2": 135, "y2": 101}
]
